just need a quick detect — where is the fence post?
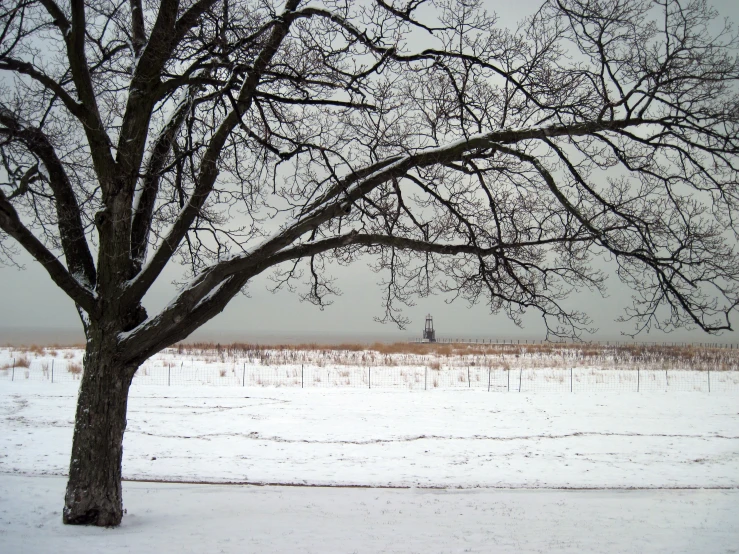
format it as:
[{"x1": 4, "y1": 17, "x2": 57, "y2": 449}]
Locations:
[
  {"x1": 665, "y1": 369, "x2": 668, "y2": 388},
  {"x1": 518, "y1": 368, "x2": 522, "y2": 392},
  {"x1": 168, "y1": 364, "x2": 171, "y2": 386},
  {"x1": 368, "y1": 366, "x2": 371, "y2": 389},
  {"x1": 51, "y1": 359, "x2": 54, "y2": 383},
  {"x1": 468, "y1": 366, "x2": 471, "y2": 388},
  {"x1": 488, "y1": 367, "x2": 491, "y2": 392},
  {"x1": 570, "y1": 367, "x2": 573, "y2": 392},
  {"x1": 301, "y1": 364, "x2": 304, "y2": 389},
  {"x1": 507, "y1": 368, "x2": 510, "y2": 392},
  {"x1": 243, "y1": 363, "x2": 246, "y2": 387},
  {"x1": 637, "y1": 367, "x2": 640, "y2": 392},
  {"x1": 12, "y1": 358, "x2": 15, "y2": 381},
  {"x1": 708, "y1": 368, "x2": 710, "y2": 393}
]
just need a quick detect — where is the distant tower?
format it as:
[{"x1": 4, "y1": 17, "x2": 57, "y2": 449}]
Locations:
[{"x1": 423, "y1": 314, "x2": 436, "y2": 342}]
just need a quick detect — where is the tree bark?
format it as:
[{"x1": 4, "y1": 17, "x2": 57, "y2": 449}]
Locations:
[{"x1": 63, "y1": 326, "x2": 135, "y2": 526}]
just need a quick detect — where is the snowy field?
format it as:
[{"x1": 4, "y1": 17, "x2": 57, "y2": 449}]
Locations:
[
  {"x1": 2, "y1": 346, "x2": 739, "y2": 392},
  {"x1": 1, "y1": 381, "x2": 739, "y2": 552},
  {"x1": 3, "y1": 384, "x2": 739, "y2": 488}
]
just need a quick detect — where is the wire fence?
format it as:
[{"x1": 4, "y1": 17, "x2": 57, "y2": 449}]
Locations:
[{"x1": 1, "y1": 358, "x2": 738, "y2": 392}]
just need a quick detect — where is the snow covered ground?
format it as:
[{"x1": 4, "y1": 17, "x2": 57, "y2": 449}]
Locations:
[
  {"x1": 3, "y1": 383, "x2": 739, "y2": 488},
  {"x1": 2, "y1": 475, "x2": 738, "y2": 553},
  {"x1": 1, "y1": 381, "x2": 739, "y2": 552}
]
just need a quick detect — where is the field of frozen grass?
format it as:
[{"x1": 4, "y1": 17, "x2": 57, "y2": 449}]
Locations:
[{"x1": 1, "y1": 342, "x2": 739, "y2": 392}]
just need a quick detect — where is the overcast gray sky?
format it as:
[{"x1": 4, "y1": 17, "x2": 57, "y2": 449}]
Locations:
[{"x1": 1, "y1": 0, "x2": 738, "y2": 345}]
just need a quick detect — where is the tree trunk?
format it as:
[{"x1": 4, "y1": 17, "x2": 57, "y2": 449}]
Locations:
[{"x1": 63, "y1": 329, "x2": 135, "y2": 526}]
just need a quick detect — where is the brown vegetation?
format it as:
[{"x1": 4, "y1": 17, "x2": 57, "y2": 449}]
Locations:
[
  {"x1": 3, "y1": 355, "x2": 31, "y2": 369},
  {"x1": 67, "y1": 363, "x2": 83, "y2": 375},
  {"x1": 167, "y1": 340, "x2": 738, "y2": 372},
  {"x1": 28, "y1": 344, "x2": 44, "y2": 356}
]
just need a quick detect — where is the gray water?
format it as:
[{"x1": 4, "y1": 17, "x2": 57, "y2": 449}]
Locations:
[{"x1": 0, "y1": 325, "x2": 414, "y2": 346}]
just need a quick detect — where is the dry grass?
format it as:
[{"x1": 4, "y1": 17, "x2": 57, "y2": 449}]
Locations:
[
  {"x1": 27, "y1": 344, "x2": 44, "y2": 356},
  {"x1": 1, "y1": 355, "x2": 32, "y2": 369},
  {"x1": 67, "y1": 362, "x2": 83, "y2": 375},
  {"x1": 166, "y1": 340, "x2": 739, "y2": 372},
  {"x1": 6, "y1": 340, "x2": 733, "y2": 375}
]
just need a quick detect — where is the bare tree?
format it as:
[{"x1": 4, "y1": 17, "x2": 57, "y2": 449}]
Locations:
[{"x1": 1, "y1": 0, "x2": 738, "y2": 526}]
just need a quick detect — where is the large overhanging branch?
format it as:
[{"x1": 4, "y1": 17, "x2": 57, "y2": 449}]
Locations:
[
  {"x1": 122, "y1": 117, "x2": 649, "y2": 314},
  {"x1": 116, "y1": 233, "x2": 489, "y2": 362},
  {"x1": 117, "y1": 117, "x2": 656, "y2": 361},
  {"x1": 299, "y1": 118, "x2": 650, "y2": 225},
  {"x1": 147, "y1": 108, "x2": 735, "y2": 347},
  {"x1": 118, "y1": 223, "x2": 599, "y2": 363}
]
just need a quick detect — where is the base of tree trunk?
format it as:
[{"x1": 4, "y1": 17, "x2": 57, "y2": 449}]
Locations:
[
  {"x1": 63, "y1": 491, "x2": 124, "y2": 527},
  {"x1": 62, "y1": 336, "x2": 133, "y2": 527}
]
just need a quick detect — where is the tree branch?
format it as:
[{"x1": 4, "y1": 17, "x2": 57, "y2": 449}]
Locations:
[
  {"x1": 0, "y1": 188, "x2": 96, "y2": 313},
  {"x1": 0, "y1": 58, "x2": 84, "y2": 120},
  {"x1": 122, "y1": 0, "x2": 303, "y2": 305},
  {"x1": 0, "y1": 105, "x2": 97, "y2": 287},
  {"x1": 130, "y1": 91, "x2": 195, "y2": 267},
  {"x1": 128, "y1": 0, "x2": 146, "y2": 57}
]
